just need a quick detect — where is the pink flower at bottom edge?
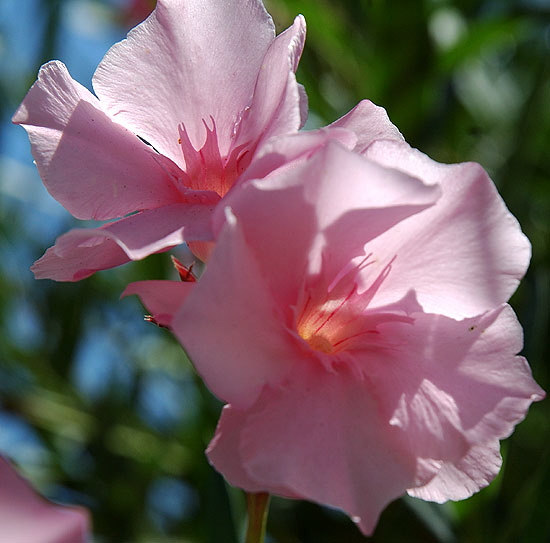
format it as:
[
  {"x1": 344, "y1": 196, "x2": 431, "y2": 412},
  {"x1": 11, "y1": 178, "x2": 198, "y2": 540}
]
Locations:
[
  {"x1": 127, "y1": 139, "x2": 544, "y2": 535},
  {"x1": 0, "y1": 456, "x2": 89, "y2": 543}
]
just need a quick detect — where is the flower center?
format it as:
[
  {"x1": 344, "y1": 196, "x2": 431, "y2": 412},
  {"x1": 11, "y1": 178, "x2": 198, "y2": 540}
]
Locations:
[
  {"x1": 306, "y1": 334, "x2": 335, "y2": 354},
  {"x1": 298, "y1": 316, "x2": 340, "y2": 354},
  {"x1": 178, "y1": 118, "x2": 251, "y2": 198},
  {"x1": 296, "y1": 254, "x2": 396, "y2": 355},
  {"x1": 297, "y1": 294, "x2": 354, "y2": 354}
]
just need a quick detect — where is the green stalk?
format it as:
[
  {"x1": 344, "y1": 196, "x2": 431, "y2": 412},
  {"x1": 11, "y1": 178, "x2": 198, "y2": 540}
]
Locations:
[{"x1": 245, "y1": 492, "x2": 271, "y2": 543}]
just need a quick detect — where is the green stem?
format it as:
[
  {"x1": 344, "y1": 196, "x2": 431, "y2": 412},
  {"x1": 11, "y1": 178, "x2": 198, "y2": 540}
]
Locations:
[{"x1": 245, "y1": 492, "x2": 271, "y2": 543}]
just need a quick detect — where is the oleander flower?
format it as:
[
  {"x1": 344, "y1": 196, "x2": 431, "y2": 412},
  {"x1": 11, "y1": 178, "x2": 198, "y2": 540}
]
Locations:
[
  {"x1": 126, "y1": 139, "x2": 544, "y2": 534},
  {"x1": 0, "y1": 456, "x2": 89, "y2": 543},
  {"x1": 13, "y1": 0, "x2": 308, "y2": 279}
]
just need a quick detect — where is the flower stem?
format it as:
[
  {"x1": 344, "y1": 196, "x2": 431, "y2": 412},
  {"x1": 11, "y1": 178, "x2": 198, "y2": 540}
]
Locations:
[{"x1": 245, "y1": 492, "x2": 270, "y2": 543}]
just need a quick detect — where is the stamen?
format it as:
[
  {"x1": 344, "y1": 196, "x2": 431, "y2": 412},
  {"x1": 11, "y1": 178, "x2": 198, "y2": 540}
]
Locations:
[
  {"x1": 178, "y1": 118, "x2": 252, "y2": 197},
  {"x1": 296, "y1": 254, "x2": 398, "y2": 355}
]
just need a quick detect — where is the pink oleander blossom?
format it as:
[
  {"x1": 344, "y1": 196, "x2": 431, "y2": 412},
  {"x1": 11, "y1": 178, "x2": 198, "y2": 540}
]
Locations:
[
  {"x1": 13, "y1": 0, "x2": 309, "y2": 279},
  {"x1": 0, "y1": 456, "x2": 89, "y2": 543},
  {"x1": 126, "y1": 140, "x2": 544, "y2": 535}
]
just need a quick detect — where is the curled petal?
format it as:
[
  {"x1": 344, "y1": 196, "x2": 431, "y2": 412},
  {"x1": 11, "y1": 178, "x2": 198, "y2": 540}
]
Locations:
[{"x1": 232, "y1": 15, "x2": 307, "y2": 153}]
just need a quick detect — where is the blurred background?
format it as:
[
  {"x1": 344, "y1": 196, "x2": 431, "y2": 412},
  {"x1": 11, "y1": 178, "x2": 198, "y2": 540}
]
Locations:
[{"x1": 0, "y1": 0, "x2": 548, "y2": 541}]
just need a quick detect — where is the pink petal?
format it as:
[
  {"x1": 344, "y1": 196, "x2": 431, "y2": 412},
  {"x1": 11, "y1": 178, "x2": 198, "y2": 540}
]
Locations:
[
  {"x1": 206, "y1": 306, "x2": 543, "y2": 535},
  {"x1": 173, "y1": 211, "x2": 302, "y2": 408},
  {"x1": 207, "y1": 363, "x2": 437, "y2": 536},
  {"x1": 407, "y1": 442, "x2": 502, "y2": 503},
  {"x1": 32, "y1": 202, "x2": 215, "y2": 281},
  {"x1": 12, "y1": 61, "x2": 183, "y2": 220},
  {"x1": 122, "y1": 280, "x2": 194, "y2": 328},
  {"x1": 362, "y1": 140, "x2": 531, "y2": 318},
  {"x1": 239, "y1": 99, "x2": 400, "y2": 185},
  {"x1": 367, "y1": 305, "x2": 544, "y2": 468},
  {"x1": 329, "y1": 99, "x2": 404, "y2": 152},
  {"x1": 302, "y1": 145, "x2": 440, "y2": 278},
  {"x1": 92, "y1": 0, "x2": 277, "y2": 166},
  {"x1": 206, "y1": 405, "x2": 300, "y2": 497},
  {"x1": 33, "y1": 231, "x2": 129, "y2": 282},
  {"x1": 181, "y1": 143, "x2": 439, "y2": 406},
  {"x1": 237, "y1": 127, "x2": 358, "y2": 184},
  {"x1": 215, "y1": 142, "x2": 440, "y2": 305},
  {"x1": 0, "y1": 457, "x2": 89, "y2": 543},
  {"x1": 232, "y1": 16, "x2": 307, "y2": 153}
]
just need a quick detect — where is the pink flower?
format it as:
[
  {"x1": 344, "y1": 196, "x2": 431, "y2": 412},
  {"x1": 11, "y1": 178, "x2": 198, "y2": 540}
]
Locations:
[
  {"x1": 13, "y1": 0, "x2": 308, "y2": 279},
  {"x1": 0, "y1": 456, "x2": 89, "y2": 543},
  {"x1": 127, "y1": 139, "x2": 544, "y2": 534}
]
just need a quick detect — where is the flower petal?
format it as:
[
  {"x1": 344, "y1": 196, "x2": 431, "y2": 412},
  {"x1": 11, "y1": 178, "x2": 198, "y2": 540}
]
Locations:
[
  {"x1": 12, "y1": 61, "x2": 183, "y2": 220},
  {"x1": 207, "y1": 306, "x2": 543, "y2": 534},
  {"x1": 174, "y1": 210, "x2": 302, "y2": 407},
  {"x1": 206, "y1": 405, "x2": 300, "y2": 497},
  {"x1": 367, "y1": 305, "x2": 544, "y2": 468},
  {"x1": 217, "y1": 142, "x2": 440, "y2": 303},
  {"x1": 185, "y1": 143, "x2": 440, "y2": 405},
  {"x1": 236, "y1": 127, "x2": 357, "y2": 185},
  {"x1": 407, "y1": 441, "x2": 502, "y2": 503},
  {"x1": 93, "y1": 0, "x2": 277, "y2": 165},
  {"x1": 122, "y1": 280, "x2": 194, "y2": 328},
  {"x1": 208, "y1": 363, "x2": 436, "y2": 536},
  {"x1": 329, "y1": 99, "x2": 404, "y2": 152},
  {"x1": 33, "y1": 231, "x2": 129, "y2": 282},
  {"x1": 32, "y1": 202, "x2": 215, "y2": 281},
  {"x1": 0, "y1": 456, "x2": 89, "y2": 543},
  {"x1": 232, "y1": 15, "x2": 307, "y2": 153},
  {"x1": 362, "y1": 140, "x2": 531, "y2": 317}
]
